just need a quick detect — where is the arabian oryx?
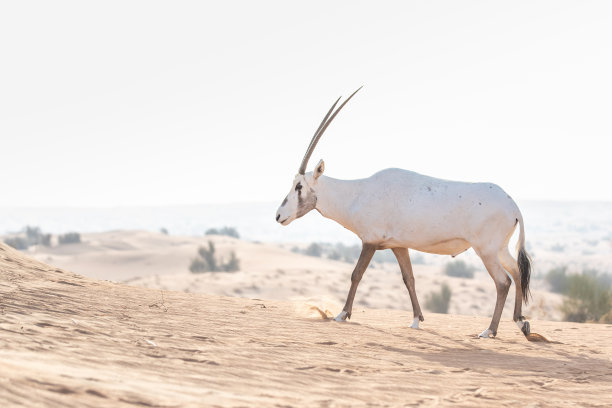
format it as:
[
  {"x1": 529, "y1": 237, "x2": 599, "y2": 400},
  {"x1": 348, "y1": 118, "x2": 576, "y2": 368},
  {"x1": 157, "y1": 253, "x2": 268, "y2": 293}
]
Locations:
[{"x1": 275, "y1": 88, "x2": 533, "y2": 339}]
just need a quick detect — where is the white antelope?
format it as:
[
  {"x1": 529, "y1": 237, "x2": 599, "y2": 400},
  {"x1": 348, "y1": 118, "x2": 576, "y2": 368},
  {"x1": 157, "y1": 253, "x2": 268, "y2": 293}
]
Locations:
[{"x1": 276, "y1": 88, "x2": 533, "y2": 338}]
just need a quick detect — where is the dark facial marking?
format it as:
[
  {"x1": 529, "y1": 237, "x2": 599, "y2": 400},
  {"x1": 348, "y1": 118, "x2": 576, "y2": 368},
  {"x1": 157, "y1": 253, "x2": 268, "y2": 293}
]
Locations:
[
  {"x1": 296, "y1": 187, "x2": 317, "y2": 218},
  {"x1": 295, "y1": 182, "x2": 302, "y2": 192},
  {"x1": 281, "y1": 196, "x2": 288, "y2": 206}
]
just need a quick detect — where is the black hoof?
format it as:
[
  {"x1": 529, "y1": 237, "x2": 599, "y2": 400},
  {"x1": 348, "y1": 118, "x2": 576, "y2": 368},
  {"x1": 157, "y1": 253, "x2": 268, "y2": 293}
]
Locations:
[{"x1": 521, "y1": 321, "x2": 531, "y2": 336}]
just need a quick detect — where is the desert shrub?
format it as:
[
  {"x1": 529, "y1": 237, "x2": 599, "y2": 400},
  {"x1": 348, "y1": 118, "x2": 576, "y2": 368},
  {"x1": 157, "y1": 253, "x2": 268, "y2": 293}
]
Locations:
[
  {"x1": 424, "y1": 283, "x2": 452, "y2": 313},
  {"x1": 190, "y1": 241, "x2": 240, "y2": 273},
  {"x1": 198, "y1": 241, "x2": 218, "y2": 271},
  {"x1": 222, "y1": 251, "x2": 240, "y2": 272},
  {"x1": 444, "y1": 260, "x2": 475, "y2": 278},
  {"x1": 189, "y1": 257, "x2": 208, "y2": 273},
  {"x1": 26, "y1": 226, "x2": 41, "y2": 245},
  {"x1": 24, "y1": 226, "x2": 51, "y2": 247},
  {"x1": 327, "y1": 251, "x2": 342, "y2": 261},
  {"x1": 334, "y1": 243, "x2": 361, "y2": 263},
  {"x1": 585, "y1": 269, "x2": 612, "y2": 287},
  {"x1": 205, "y1": 226, "x2": 240, "y2": 239},
  {"x1": 599, "y1": 309, "x2": 612, "y2": 324},
  {"x1": 560, "y1": 272, "x2": 612, "y2": 323},
  {"x1": 58, "y1": 232, "x2": 81, "y2": 245},
  {"x1": 4, "y1": 236, "x2": 29, "y2": 250},
  {"x1": 4, "y1": 226, "x2": 52, "y2": 249},
  {"x1": 545, "y1": 267, "x2": 569, "y2": 294},
  {"x1": 160, "y1": 227, "x2": 168, "y2": 235},
  {"x1": 305, "y1": 242, "x2": 322, "y2": 257},
  {"x1": 39, "y1": 233, "x2": 51, "y2": 246}
]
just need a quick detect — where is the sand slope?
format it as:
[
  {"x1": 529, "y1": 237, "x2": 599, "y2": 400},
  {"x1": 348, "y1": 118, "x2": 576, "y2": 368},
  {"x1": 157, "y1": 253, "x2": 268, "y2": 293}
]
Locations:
[
  {"x1": 1, "y1": 243, "x2": 611, "y2": 407},
  {"x1": 26, "y1": 231, "x2": 562, "y2": 320}
]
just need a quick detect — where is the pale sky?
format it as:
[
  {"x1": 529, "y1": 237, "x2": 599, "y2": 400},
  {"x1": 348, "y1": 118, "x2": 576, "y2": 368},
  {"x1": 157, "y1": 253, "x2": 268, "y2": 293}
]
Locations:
[{"x1": 1, "y1": 1, "x2": 611, "y2": 207}]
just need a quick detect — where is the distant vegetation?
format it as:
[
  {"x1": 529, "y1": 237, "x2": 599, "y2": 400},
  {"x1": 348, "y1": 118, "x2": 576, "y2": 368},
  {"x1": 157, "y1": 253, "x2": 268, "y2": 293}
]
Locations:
[
  {"x1": 4, "y1": 236, "x2": 29, "y2": 250},
  {"x1": 444, "y1": 260, "x2": 475, "y2": 278},
  {"x1": 545, "y1": 267, "x2": 570, "y2": 294},
  {"x1": 424, "y1": 283, "x2": 452, "y2": 313},
  {"x1": 190, "y1": 241, "x2": 240, "y2": 273},
  {"x1": 26, "y1": 226, "x2": 51, "y2": 247},
  {"x1": 545, "y1": 267, "x2": 612, "y2": 323},
  {"x1": 4, "y1": 226, "x2": 51, "y2": 250},
  {"x1": 3, "y1": 226, "x2": 83, "y2": 250},
  {"x1": 293, "y1": 242, "x2": 425, "y2": 265},
  {"x1": 58, "y1": 232, "x2": 81, "y2": 245},
  {"x1": 205, "y1": 227, "x2": 240, "y2": 239}
]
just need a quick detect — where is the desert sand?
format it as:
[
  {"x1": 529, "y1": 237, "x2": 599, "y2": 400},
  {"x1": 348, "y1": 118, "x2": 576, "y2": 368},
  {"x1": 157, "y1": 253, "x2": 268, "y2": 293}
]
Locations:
[
  {"x1": 2, "y1": 242, "x2": 612, "y2": 407},
  {"x1": 26, "y1": 230, "x2": 563, "y2": 321}
]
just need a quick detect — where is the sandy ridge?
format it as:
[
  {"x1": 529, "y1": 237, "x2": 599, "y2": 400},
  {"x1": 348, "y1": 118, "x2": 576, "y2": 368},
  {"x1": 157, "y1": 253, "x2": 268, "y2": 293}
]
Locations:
[{"x1": 1, "y1": 243, "x2": 611, "y2": 407}]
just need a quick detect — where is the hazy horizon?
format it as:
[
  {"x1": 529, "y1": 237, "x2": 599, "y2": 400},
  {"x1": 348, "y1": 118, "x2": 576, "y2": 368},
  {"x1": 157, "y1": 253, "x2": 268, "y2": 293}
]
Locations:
[{"x1": 3, "y1": 201, "x2": 611, "y2": 247}]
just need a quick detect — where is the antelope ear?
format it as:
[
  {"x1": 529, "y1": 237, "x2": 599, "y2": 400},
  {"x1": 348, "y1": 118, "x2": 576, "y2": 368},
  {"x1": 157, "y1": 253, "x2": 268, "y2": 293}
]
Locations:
[{"x1": 314, "y1": 159, "x2": 325, "y2": 179}]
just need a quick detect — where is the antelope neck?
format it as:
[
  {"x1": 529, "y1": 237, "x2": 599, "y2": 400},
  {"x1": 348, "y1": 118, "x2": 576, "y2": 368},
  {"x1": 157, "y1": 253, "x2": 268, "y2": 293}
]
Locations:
[{"x1": 314, "y1": 175, "x2": 362, "y2": 234}]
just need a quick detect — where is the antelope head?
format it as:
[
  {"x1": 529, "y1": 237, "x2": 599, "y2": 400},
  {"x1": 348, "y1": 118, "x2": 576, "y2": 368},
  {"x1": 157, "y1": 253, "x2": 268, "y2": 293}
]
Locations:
[{"x1": 276, "y1": 87, "x2": 361, "y2": 226}]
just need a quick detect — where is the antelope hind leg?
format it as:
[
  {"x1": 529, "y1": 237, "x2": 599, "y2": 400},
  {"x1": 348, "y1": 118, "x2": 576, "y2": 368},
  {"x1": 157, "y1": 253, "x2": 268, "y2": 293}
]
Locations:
[
  {"x1": 478, "y1": 254, "x2": 512, "y2": 338},
  {"x1": 392, "y1": 247, "x2": 424, "y2": 329}
]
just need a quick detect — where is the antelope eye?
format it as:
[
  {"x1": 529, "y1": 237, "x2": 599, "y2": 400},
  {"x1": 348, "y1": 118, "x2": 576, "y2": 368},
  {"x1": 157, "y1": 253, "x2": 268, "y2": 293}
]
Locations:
[{"x1": 295, "y1": 183, "x2": 302, "y2": 191}]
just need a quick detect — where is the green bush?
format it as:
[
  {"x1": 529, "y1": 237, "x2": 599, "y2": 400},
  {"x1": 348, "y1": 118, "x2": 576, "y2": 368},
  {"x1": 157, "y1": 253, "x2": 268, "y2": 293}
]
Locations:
[
  {"x1": 545, "y1": 267, "x2": 569, "y2": 294},
  {"x1": 560, "y1": 272, "x2": 612, "y2": 323},
  {"x1": 58, "y1": 232, "x2": 81, "y2": 245},
  {"x1": 190, "y1": 241, "x2": 240, "y2": 273},
  {"x1": 444, "y1": 260, "x2": 475, "y2": 278},
  {"x1": 424, "y1": 283, "x2": 452, "y2": 313},
  {"x1": 205, "y1": 227, "x2": 240, "y2": 239}
]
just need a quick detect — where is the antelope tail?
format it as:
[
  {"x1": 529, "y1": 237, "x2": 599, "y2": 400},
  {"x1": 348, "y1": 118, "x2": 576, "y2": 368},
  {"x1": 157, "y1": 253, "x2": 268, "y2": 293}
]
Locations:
[{"x1": 516, "y1": 216, "x2": 532, "y2": 304}]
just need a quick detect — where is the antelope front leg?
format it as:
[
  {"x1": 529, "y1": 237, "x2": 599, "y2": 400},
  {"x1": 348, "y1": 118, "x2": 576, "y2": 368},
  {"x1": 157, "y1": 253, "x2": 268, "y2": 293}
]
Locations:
[
  {"x1": 392, "y1": 247, "x2": 424, "y2": 329},
  {"x1": 334, "y1": 243, "x2": 376, "y2": 322}
]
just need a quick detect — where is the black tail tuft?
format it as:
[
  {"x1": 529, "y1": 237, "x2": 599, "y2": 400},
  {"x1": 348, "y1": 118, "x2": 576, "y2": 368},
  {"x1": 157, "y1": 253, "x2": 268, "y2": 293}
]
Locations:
[{"x1": 518, "y1": 247, "x2": 532, "y2": 304}]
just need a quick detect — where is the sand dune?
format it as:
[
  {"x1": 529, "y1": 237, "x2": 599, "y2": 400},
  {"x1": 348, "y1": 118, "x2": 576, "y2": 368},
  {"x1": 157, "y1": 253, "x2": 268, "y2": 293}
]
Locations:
[
  {"x1": 26, "y1": 230, "x2": 563, "y2": 321},
  {"x1": 1, "y1": 243, "x2": 611, "y2": 407}
]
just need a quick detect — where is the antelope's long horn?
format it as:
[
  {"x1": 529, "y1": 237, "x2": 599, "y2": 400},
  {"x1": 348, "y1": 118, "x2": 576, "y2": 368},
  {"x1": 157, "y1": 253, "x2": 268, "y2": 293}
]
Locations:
[
  {"x1": 299, "y1": 96, "x2": 341, "y2": 174},
  {"x1": 298, "y1": 86, "x2": 362, "y2": 175}
]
